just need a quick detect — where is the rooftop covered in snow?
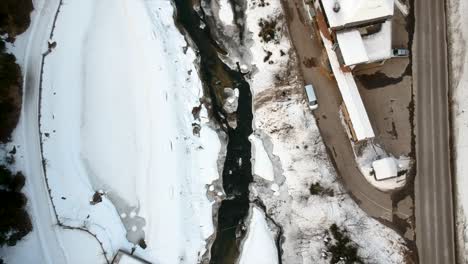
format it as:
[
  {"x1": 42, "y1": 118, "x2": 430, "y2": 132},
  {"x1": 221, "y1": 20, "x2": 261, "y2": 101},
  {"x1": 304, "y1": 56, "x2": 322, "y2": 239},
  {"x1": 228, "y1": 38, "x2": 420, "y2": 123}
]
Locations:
[
  {"x1": 321, "y1": 32, "x2": 375, "y2": 141},
  {"x1": 362, "y1": 20, "x2": 392, "y2": 62},
  {"x1": 321, "y1": 0, "x2": 394, "y2": 29},
  {"x1": 372, "y1": 157, "x2": 398, "y2": 181},
  {"x1": 336, "y1": 29, "x2": 369, "y2": 66},
  {"x1": 336, "y1": 20, "x2": 392, "y2": 66}
]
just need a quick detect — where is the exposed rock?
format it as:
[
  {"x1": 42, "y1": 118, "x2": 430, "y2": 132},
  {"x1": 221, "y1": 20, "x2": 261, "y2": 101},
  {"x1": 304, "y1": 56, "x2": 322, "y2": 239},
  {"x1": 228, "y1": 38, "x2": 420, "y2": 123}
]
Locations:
[{"x1": 223, "y1": 87, "x2": 239, "y2": 114}]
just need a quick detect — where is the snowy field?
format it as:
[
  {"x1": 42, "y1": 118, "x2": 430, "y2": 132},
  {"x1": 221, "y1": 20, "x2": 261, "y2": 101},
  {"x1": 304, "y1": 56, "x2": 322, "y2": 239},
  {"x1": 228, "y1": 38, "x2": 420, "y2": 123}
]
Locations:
[
  {"x1": 447, "y1": 0, "x2": 468, "y2": 261},
  {"x1": 39, "y1": 0, "x2": 221, "y2": 262},
  {"x1": 2, "y1": 0, "x2": 107, "y2": 262},
  {"x1": 3, "y1": 0, "x2": 222, "y2": 263}
]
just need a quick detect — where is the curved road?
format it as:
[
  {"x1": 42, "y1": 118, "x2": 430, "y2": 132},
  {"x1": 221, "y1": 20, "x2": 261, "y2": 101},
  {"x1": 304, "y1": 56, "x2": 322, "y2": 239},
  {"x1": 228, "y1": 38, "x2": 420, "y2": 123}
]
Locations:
[
  {"x1": 413, "y1": 0, "x2": 456, "y2": 262},
  {"x1": 19, "y1": 0, "x2": 67, "y2": 263},
  {"x1": 280, "y1": 0, "x2": 411, "y2": 224}
]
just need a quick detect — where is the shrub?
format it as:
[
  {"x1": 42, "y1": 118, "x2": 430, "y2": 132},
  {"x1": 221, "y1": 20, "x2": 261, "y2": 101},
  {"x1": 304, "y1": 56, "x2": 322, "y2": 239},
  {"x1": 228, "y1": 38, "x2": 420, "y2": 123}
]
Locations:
[
  {"x1": 309, "y1": 182, "x2": 334, "y2": 196},
  {"x1": 0, "y1": 0, "x2": 33, "y2": 141},
  {"x1": 0, "y1": 39, "x2": 22, "y2": 142},
  {"x1": 0, "y1": 0, "x2": 33, "y2": 248},
  {"x1": 0, "y1": 166, "x2": 32, "y2": 246},
  {"x1": 0, "y1": 0, "x2": 34, "y2": 39},
  {"x1": 325, "y1": 224, "x2": 363, "y2": 264},
  {"x1": 258, "y1": 18, "x2": 279, "y2": 43}
]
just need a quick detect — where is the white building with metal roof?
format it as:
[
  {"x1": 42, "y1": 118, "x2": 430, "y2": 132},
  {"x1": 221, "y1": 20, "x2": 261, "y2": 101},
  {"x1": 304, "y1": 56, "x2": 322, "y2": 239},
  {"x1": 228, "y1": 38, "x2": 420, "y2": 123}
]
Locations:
[
  {"x1": 309, "y1": 0, "x2": 398, "y2": 141},
  {"x1": 335, "y1": 20, "x2": 392, "y2": 66},
  {"x1": 317, "y1": 0, "x2": 395, "y2": 66},
  {"x1": 321, "y1": 32, "x2": 375, "y2": 141},
  {"x1": 372, "y1": 157, "x2": 398, "y2": 181},
  {"x1": 321, "y1": 0, "x2": 394, "y2": 30}
]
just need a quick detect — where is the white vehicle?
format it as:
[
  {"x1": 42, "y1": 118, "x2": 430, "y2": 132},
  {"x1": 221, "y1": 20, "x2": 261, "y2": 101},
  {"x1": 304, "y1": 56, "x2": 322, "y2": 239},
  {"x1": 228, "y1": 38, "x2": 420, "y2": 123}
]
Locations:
[{"x1": 304, "y1": 84, "x2": 318, "y2": 110}]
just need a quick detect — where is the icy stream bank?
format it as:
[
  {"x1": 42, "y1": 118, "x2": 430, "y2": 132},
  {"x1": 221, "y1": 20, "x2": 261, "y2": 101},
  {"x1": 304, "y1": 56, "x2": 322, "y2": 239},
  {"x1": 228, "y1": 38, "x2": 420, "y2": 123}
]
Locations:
[{"x1": 172, "y1": 0, "x2": 263, "y2": 263}]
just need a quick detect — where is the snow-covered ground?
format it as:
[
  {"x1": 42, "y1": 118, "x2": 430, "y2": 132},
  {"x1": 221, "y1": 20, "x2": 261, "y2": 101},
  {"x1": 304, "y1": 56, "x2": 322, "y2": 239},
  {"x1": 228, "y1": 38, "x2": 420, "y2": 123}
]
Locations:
[
  {"x1": 3, "y1": 0, "x2": 223, "y2": 263},
  {"x1": 237, "y1": 0, "x2": 409, "y2": 263},
  {"x1": 217, "y1": 0, "x2": 234, "y2": 26},
  {"x1": 250, "y1": 135, "x2": 275, "y2": 182},
  {"x1": 244, "y1": 0, "x2": 292, "y2": 95},
  {"x1": 2, "y1": 0, "x2": 108, "y2": 263},
  {"x1": 251, "y1": 90, "x2": 407, "y2": 263},
  {"x1": 447, "y1": 0, "x2": 468, "y2": 261},
  {"x1": 238, "y1": 206, "x2": 279, "y2": 264},
  {"x1": 2, "y1": 0, "x2": 410, "y2": 262},
  {"x1": 39, "y1": 0, "x2": 221, "y2": 263},
  {"x1": 353, "y1": 141, "x2": 409, "y2": 192},
  {"x1": 351, "y1": 141, "x2": 412, "y2": 192}
]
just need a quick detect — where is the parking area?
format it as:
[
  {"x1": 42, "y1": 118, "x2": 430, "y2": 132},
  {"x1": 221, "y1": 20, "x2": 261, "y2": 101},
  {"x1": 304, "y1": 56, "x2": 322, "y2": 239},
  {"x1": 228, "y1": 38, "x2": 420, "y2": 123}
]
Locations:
[{"x1": 354, "y1": 9, "x2": 412, "y2": 159}]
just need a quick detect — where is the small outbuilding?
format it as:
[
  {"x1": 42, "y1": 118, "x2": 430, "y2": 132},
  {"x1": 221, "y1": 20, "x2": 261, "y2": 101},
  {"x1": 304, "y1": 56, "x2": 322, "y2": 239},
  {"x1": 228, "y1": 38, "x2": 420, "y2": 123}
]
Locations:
[{"x1": 371, "y1": 157, "x2": 398, "y2": 181}]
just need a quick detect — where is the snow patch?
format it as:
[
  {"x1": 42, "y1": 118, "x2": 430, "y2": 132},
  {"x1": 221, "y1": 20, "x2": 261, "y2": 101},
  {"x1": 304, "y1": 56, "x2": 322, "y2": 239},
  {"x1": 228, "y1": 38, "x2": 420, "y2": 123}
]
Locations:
[
  {"x1": 448, "y1": 0, "x2": 468, "y2": 259},
  {"x1": 354, "y1": 142, "x2": 409, "y2": 192},
  {"x1": 249, "y1": 134, "x2": 275, "y2": 181},
  {"x1": 238, "y1": 206, "x2": 279, "y2": 264},
  {"x1": 218, "y1": 0, "x2": 234, "y2": 26}
]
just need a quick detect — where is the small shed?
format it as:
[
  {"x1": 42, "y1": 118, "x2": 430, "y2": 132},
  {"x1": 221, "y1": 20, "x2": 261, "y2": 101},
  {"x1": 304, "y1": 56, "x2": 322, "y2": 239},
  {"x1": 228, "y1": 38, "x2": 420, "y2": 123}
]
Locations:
[
  {"x1": 372, "y1": 157, "x2": 398, "y2": 181},
  {"x1": 112, "y1": 250, "x2": 151, "y2": 264}
]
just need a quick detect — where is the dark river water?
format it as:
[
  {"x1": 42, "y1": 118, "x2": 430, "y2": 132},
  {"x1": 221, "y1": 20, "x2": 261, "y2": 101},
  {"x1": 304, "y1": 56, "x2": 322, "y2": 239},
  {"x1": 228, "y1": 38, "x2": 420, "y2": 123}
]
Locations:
[{"x1": 172, "y1": 0, "x2": 254, "y2": 263}]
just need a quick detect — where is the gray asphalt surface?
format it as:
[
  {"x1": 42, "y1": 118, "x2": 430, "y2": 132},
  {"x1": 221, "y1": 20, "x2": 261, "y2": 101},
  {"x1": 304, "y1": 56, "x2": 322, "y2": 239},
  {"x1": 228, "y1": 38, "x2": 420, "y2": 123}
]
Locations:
[{"x1": 413, "y1": 0, "x2": 456, "y2": 262}]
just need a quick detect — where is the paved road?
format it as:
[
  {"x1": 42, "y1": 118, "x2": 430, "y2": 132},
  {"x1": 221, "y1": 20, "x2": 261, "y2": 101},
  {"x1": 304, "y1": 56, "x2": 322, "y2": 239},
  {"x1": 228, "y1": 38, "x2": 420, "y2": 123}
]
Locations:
[{"x1": 413, "y1": 0, "x2": 456, "y2": 262}]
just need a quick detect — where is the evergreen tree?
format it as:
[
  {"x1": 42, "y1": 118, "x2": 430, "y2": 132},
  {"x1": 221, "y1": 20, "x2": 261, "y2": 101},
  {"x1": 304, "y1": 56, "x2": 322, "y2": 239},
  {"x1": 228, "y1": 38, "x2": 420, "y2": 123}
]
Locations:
[{"x1": 0, "y1": 166, "x2": 32, "y2": 246}]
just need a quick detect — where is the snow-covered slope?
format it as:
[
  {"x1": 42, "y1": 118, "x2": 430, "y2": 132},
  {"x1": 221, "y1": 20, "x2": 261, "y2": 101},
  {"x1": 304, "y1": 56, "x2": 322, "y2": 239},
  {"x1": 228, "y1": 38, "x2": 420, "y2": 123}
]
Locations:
[
  {"x1": 238, "y1": 206, "x2": 279, "y2": 264},
  {"x1": 2, "y1": 0, "x2": 106, "y2": 263},
  {"x1": 251, "y1": 95, "x2": 407, "y2": 263},
  {"x1": 447, "y1": 0, "x2": 468, "y2": 261},
  {"x1": 39, "y1": 0, "x2": 221, "y2": 262},
  {"x1": 239, "y1": 0, "x2": 408, "y2": 263}
]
